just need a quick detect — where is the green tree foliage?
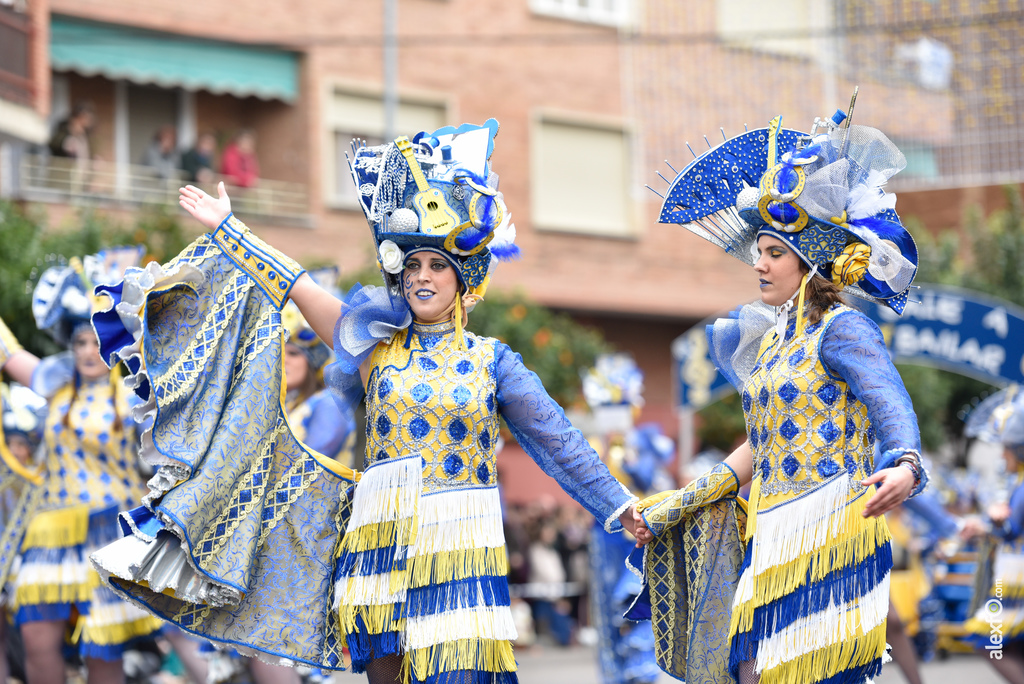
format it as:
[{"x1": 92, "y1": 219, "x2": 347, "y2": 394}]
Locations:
[
  {"x1": 898, "y1": 187, "x2": 1024, "y2": 454},
  {"x1": 467, "y1": 290, "x2": 610, "y2": 408},
  {"x1": 0, "y1": 202, "x2": 196, "y2": 358}
]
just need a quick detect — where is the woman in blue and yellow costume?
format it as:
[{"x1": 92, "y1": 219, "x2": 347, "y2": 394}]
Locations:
[
  {"x1": 0, "y1": 249, "x2": 164, "y2": 684},
  {"x1": 961, "y1": 387, "x2": 1024, "y2": 683},
  {"x1": 281, "y1": 269, "x2": 357, "y2": 467},
  {"x1": 87, "y1": 119, "x2": 639, "y2": 684},
  {"x1": 0, "y1": 382, "x2": 48, "y2": 683},
  {"x1": 629, "y1": 103, "x2": 929, "y2": 684},
  {"x1": 582, "y1": 353, "x2": 671, "y2": 684}
]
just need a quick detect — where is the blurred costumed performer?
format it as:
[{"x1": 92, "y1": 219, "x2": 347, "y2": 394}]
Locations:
[
  {"x1": 962, "y1": 387, "x2": 1024, "y2": 683},
  {"x1": 281, "y1": 268, "x2": 356, "y2": 468},
  {"x1": 0, "y1": 382, "x2": 48, "y2": 683},
  {"x1": 582, "y1": 353, "x2": 671, "y2": 684},
  {"x1": 0, "y1": 250, "x2": 163, "y2": 684},
  {"x1": 87, "y1": 119, "x2": 639, "y2": 684},
  {"x1": 629, "y1": 102, "x2": 928, "y2": 684}
]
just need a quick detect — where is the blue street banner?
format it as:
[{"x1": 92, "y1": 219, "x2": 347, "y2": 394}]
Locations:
[
  {"x1": 854, "y1": 284, "x2": 1024, "y2": 387},
  {"x1": 673, "y1": 284, "x2": 1024, "y2": 409},
  {"x1": 672, "y1": 322, "x2": 735, "y2": 410}
]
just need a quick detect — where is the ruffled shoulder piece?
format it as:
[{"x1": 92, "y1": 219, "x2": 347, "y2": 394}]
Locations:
[
  {"x1": 706, "y1": 301, "x2": 775, "y2": 391},
  {"x1": 324, "y1": 283, "x2": 410, "y2": 414},
  {"x1": 88, "y1": 235, "x2": 358, "y2": 671},
  {"x1": 30, "y1": 351, "x2": 74, "y2": 399}
]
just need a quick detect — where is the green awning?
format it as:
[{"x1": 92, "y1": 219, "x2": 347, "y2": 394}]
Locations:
[{"x1": 50, "y1": 16, "x2": 298, "y2": 102}]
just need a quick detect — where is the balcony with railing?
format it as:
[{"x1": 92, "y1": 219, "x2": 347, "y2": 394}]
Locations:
[{"x1": 18, "y1": 154, "x2": 311, "y2": 225}]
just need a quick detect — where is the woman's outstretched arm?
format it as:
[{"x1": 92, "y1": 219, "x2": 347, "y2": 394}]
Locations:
[{"x1": 178, "y1": 183, "x2": 345, "y2": 355}]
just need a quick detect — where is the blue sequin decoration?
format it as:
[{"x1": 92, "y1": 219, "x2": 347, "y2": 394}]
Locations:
[
  {"x1": 456, "y1": 360, "x2": 473, "y2": 375},
  {"x1": 781, "y1": 455, "x2": 801, "y2": 478},
  {"x1": 844, "y1": 453, "x2": 858, "y2": 473},
  {"x1": 479, "y1": 429, "x2": 491, "y2": 451},
  {"x1": 376, "y1": 414, "x2": 392, "y2": 437},
  {"x1": 788, "y1": 348, "x2": 806, "y2": 367},
  {"x1": 452, "y1": 386, "x2": 472, "y2": 406},
  {"x1": 749, "y1": 427, "x2": 759, "y2": 449},
  {"x1": 447, "y1": 418, "x2": 468, "y2": 443},
  {"x1": 443, "y1": 453, "x2": 465, "y2": 478},
  {"x1": 409, "y1": 416, "x2": 430, "y2": 440},
  {"x1": 816, "y1": 458, "x2": 840, "y2": 479},
  {"x1": 410, "y1": 383, "x2": 433, "y2": 403},
  {"x1": 418, "y1": 356, "x2": 439, "y2": 371},
  {"x1": 742, "y1": 391, "x2": 752, "y2": 413},
  {"x1": 845, "y1": 418, "x2": 857, "y2": 439},
  {"x1": 816, "y1": 383, "x2": 840, "y2": 406},
  {"x1": 476, "y1": 462, "x2": 490, "y2": 484},
  {"x1": 758, "y1": 386, "x2": 770, "y2": 408},
  {"x1": 378, "y1": 377, "x2": 393, "y2": 400},
  {"x1": 779, "y1": 418, "x2": 800, "y2": 441},
  {"x1": 778, "y1": 381, "x2": 800, "y2": 404},
  {"x1": 818, "y1": 420, "x2": 841, "y2": 443}
]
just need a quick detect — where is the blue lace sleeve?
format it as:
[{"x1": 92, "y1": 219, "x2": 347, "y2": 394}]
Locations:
[
  {"x1": 302, "y1": 392, "x2": 355, "y2": 459},
  {"x1": 820, "y1": 311, "x2": 921, "y2": 459},
  {"x1": 493, "y1": 342, "x2": 636, "y2": 532}
]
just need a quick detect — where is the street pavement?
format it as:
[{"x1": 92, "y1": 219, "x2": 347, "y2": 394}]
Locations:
[{"x1": 330, "y1": 644, "x2": 1005, "y2": 683}]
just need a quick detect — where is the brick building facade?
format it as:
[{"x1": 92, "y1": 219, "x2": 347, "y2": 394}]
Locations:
[{"x1": 2, "y1": 2, "x2": 1022, "y2": 497}]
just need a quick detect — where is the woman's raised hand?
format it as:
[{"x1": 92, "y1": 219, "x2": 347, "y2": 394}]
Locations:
[{"x1": 179, "y1": 181, "x2": 232, "y2": 231}]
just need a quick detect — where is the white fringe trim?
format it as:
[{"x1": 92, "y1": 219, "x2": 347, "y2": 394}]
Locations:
[
  {"x1": 994, "y1": 551, "x2": 1024, "y2": 590},
  {"x1": 334, "y1": 573, "x2": 406, "y2": 607},
  {"x1": 753, "y1": 572, "x2": 890, "y2": 673},
  {"x1": 404, "y1": 605, "x2": 518, "y2": 650},
  {"x1": 748, "y1": 473, "x2": 856, "y2": 577},
  {"x1": 410, "y1": 488, "x2": 505, "y2": 556},
  {"x1": 13, "y1": 557, "x2": 92, "y2": 588},
  {"x1": 345, "y1": 455, "x2": 422, "y2": 530}
]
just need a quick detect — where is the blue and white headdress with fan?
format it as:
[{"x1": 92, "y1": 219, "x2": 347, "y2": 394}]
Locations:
[
  {"x1": 346, "y1": 119, "x2": 518, "y2": 302},
  {"x1": 33, "y1": 246, "x2": 146, "y2": 345},
  {"x1": 655, "y1": 104, "x2": 918, "y2": 314}
]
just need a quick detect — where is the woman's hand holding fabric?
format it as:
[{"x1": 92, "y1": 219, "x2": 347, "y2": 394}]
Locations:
[
  {"x1": 860, "y1": 465, "x2": 914, "y2": 517},
  {"x1": 179, "y1": 181, "x2": 232, "y2": 230},
  {"x1": 634, "y1": 508, "x2": 653, "y2": 546},
  {"x1": 618, "y1": 504, "x2": 639, "y2": 539}
]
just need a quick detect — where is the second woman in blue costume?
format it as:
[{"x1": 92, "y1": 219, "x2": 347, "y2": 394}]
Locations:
[
  {"x1": 631, "y1": 107, "x2": 929, "y2": 684},
  {"x1": 89, "y1": 120, "x2": 639, "y2": 684}
]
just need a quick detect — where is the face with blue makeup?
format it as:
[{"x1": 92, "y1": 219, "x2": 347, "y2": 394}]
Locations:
[
  {"x1": 402, "y1": 252, "x2": 460, "y2": 324},
  {"x1": 754, "y1": 235, "x2": 807, "y2": 307}
]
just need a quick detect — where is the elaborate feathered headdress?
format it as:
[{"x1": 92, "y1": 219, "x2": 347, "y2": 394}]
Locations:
[
  {"x1": 656, "y1": 101, "x2": 918, "y2": 317},
  {"x1": 347, "y1": 119, "x2": 519, "y2": 305},
  {"x1": 33, "y1": 247, "x2": 145, "y2": 345}
]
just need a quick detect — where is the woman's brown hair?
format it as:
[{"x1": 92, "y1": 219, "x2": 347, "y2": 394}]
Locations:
[{"x1": 802, "y1": 272, "x2": 846, "y2": 326}]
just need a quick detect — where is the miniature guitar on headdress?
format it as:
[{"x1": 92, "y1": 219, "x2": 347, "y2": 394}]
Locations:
[{"x1": 395, "y1": 136, "x2": 462, "y2": 236}]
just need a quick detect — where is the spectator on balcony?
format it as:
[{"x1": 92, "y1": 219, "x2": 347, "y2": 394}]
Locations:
[
  {"x1": 49, "y1": 101, "x2": 95, "y2": 161},
  {"x1": 140, "y1": 125, "x2": 182, "y2": 181},
  {"x1": 220, "y1": 128, "x2": 260, "y2": 188},
  {"x1": 181, "y1": 132, "x2": 218, "y2": 184}
]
